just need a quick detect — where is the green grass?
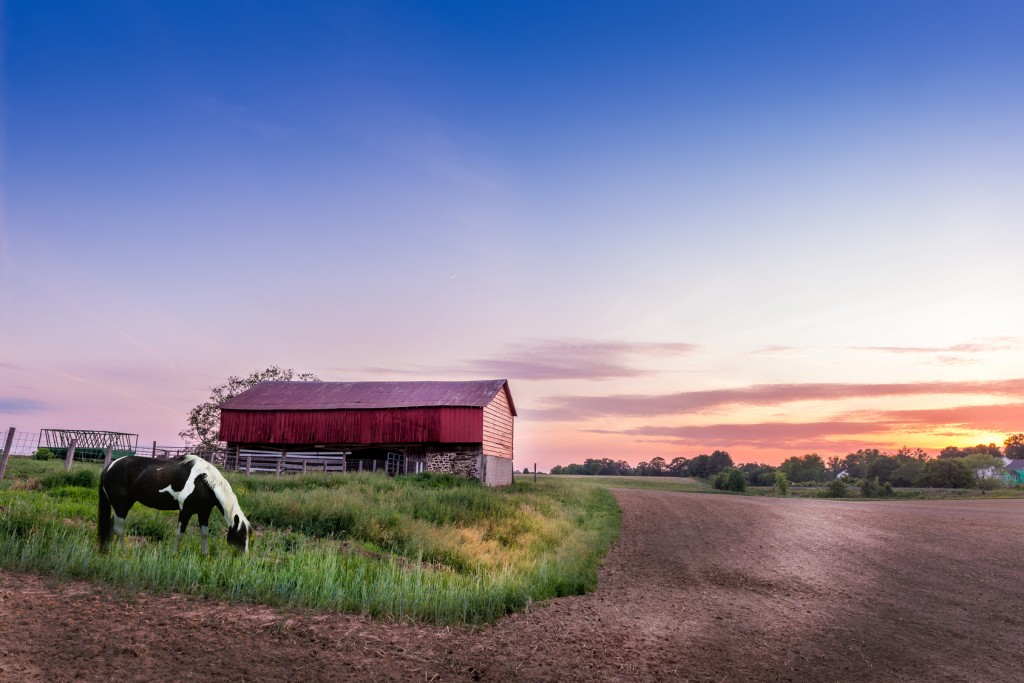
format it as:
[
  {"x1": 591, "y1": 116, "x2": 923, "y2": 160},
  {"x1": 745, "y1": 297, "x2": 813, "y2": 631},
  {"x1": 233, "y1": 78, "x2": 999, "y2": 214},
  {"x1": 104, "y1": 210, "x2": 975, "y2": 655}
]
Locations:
[
  {"x1": 747, "y1": 484, "x2": 1024, "y2": 499},
  {"x1": 0, "y1": 459, "x2": 620, "y2": 624},
  {"x1": 546, "y1": 474, "x2": 712, "y2": 493},
  {"x1": 547, "y1": 472, "x2": 1024, "y2": 500}
]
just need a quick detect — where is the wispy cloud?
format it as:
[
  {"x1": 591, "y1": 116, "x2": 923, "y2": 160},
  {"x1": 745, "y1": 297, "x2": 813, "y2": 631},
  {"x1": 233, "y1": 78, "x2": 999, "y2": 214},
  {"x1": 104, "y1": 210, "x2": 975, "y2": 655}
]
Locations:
[
  {"x1": 350, "y1": 339, "x2": 701, "y2": 381},
  {"x1": 853, "y1": 338, "x2": 1019, "y2": 355},
  {"x1": 462, "y1": 340, "x2": 700, "y2": 381},
  {"x1": 584, "y1": 401, "x2": 1024, "y2": 453},
  {"x1": 530, "y1": 378, "x2": 1024, "y2": 421},
  {"x1": 849, "y1": 403, "x2": 1024, "y2": 433},
  {"x1": 0, "y1": 397, "x2": 47, "y2": 414}
]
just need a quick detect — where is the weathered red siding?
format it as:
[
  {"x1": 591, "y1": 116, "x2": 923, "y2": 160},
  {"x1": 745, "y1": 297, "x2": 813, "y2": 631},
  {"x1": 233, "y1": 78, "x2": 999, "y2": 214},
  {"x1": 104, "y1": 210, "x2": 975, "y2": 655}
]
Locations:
[
  {"x1": 220, "y1": 406, "x2": 483, "y2": 445},
  {"x1": 482, "y1": 387, "x2": 514, "y2": 459}
]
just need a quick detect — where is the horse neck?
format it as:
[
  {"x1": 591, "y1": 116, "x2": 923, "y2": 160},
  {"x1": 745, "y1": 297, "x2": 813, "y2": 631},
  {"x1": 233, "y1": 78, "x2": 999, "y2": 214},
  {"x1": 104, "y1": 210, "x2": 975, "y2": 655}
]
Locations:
[{"x1": 188, "y1": 457, "x2": 248, "y2": 526}]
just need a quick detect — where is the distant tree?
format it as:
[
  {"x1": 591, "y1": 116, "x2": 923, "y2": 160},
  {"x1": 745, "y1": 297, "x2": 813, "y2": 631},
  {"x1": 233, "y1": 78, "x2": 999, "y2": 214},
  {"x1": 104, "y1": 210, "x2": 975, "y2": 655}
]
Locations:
[
  {"x1": 961, "y1": 453, "x2": 1005, "y2": 488},
  {"x1": 180, "y1": 366, "x2": 320, "y2": 448},
  {"x1": 779, "y1": 454, "x2": 826, "y2": 483},
  {"x1": 938, "y1": 446, "x2": 964, "y2": 460},
  {"x1": 891, "y1": 458, "x2": 926, "y2": 487},
  {"x1": 919, "y1": 459, "x2": 976, "y2": 489},
  {"x1": 646, "y1": 456, "x2": 666, "y2": 476},
  {"x1": 865, "y1": 454, "x2": 901, "y2": 484},
  {"x1": 707, "y1": 450, "x2": 733, "y2": 476},
  {"x1": 841, "y1": 449, "x2": 883, "y2": 480},
  {"x1": 1005, "y1": 434, "x2": 1024, "y2": 460},
  {"x1": 826, "y1": 455, "x2": 844, "y2": 477},
  {"x1": 739, "y1": 463, "x2": 777, "y2": 486},
  {"x1": 940, "y1": 443, "x2": 1002, "y2": 459},
  {"x1": 668, "y1": 456, "x2": 690, "y2": 477},
  {"x1": 550, "y1": 465, "x2": 563, "y2": 475},
  {"x1": 894, "y1": 446, "x2": 929, "y2": 460},
  {"x1": 688, "y1": 454, "x2": 711, "y2": 478}
]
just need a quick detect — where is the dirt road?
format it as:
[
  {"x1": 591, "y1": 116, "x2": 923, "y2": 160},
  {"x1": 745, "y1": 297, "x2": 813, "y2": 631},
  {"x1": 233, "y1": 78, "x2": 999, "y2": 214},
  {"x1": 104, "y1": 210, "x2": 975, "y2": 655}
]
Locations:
[{"x1": 2, "y1": 491, "x2": 1021, "y2": 681}]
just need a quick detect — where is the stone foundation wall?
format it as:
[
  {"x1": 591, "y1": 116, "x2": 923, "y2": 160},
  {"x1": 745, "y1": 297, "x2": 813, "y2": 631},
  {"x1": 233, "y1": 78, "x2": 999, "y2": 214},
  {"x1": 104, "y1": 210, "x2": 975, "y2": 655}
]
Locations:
[{"x1": 426, "y1": 448, "x2": 482, "y2": 480}]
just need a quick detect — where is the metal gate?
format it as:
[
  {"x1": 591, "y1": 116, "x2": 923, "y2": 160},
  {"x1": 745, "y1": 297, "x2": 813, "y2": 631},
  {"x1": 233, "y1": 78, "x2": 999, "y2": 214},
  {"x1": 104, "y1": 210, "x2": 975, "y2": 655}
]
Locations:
[{"x1": 385, "y1": 451, "x2": 405, "y2": 476}]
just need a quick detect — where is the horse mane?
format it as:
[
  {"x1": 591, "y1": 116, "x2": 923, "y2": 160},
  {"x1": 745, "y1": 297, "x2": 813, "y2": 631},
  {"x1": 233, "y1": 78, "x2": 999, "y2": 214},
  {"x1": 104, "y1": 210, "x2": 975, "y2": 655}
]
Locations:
[{"x1": 183, "y1": 455, "x2": 250, "y2": 530}]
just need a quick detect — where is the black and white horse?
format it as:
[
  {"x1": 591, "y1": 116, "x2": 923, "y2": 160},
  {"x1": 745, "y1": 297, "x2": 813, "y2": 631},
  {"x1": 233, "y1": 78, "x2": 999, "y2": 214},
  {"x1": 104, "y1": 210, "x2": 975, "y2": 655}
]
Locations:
[{"x1": 98, "y1": 454, "x2": 252, "y2": 554}]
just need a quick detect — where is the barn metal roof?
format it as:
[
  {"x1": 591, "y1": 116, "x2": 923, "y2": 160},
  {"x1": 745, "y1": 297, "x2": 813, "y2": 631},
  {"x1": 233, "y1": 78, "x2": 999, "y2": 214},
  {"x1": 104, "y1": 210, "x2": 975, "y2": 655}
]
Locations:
[{"x1": 220, "y1": 379, "x2": 517, "y2": 415}]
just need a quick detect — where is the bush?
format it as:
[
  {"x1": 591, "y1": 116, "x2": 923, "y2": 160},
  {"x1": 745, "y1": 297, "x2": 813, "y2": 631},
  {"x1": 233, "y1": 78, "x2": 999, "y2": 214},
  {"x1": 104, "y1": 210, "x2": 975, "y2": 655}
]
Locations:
[
  {"x1": 919, "y1": 459, "x2": 977, "y2": 489},
  {"x1": 713, "y1": 468, "x2": 746, "y2": 492},
  {"x1": 32, "y1": 448, "x2": 56, "y2": 461},
  {"x1": 824, "y1": 479, "x2": 848, "y2": 498},
  {"x1": 774, "y1": 471, "x2": 789, "y2": 496},
  {"x1": 860, "y1": 477, "x2": 881, "y2": 498}
]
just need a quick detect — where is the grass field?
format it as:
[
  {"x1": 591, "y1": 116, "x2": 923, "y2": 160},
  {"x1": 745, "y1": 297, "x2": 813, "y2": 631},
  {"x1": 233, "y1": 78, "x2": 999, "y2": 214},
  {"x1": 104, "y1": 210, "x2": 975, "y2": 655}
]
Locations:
[
  {"x1": 543, "y1": 473, "x2": 712, "y2": 493},
  {"x1": 0, "y1": 458, "x2": 619, "y2": 624}
]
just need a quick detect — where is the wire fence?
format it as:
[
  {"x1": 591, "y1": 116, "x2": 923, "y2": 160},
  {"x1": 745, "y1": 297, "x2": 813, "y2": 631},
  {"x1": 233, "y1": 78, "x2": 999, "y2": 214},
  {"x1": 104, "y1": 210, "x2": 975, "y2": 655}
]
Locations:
[
  {"x1": 0, "y1": 427, "x2": 202, "y2": 461},
  {"x1": 0, "y1": 426, "x2": 424, "y2": 478},
  {"x1": 0, "y1": 429, "x2": 41, "y2": 456}
]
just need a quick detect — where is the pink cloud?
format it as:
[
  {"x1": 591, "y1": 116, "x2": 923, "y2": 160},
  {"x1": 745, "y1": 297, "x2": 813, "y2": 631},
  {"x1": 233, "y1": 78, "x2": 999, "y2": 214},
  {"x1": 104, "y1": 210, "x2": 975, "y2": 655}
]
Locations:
[
  {"x1": 530, "y1": 378, "x2": 1024, "y2": 421},
  {"x1": 353, "y1": 339, "x2": 701, "y2": 381},
  {"x1": 848, "y1": 403, "x2": 1024, "y2": 433},
  {"x1": 854, "y1": 338, "x2": 1019, "y2": 355}
]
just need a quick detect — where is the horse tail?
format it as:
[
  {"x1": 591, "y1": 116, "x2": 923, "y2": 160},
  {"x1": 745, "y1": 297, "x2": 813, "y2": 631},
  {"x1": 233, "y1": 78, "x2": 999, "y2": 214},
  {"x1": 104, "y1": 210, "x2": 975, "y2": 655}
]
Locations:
[{"x1": 98, "y1": 480, "x2": 113, "y2": 552}]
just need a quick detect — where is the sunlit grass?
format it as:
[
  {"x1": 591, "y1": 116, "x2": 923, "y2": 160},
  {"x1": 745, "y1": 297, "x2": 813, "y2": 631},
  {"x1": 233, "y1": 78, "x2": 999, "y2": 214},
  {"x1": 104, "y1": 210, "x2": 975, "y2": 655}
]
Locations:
[
  {"x1": 546, "y1": 473, "x2": 712, "y2": 492},
  {"x1": 0, "y1": 459, "x2": 619, "y2": 624}
]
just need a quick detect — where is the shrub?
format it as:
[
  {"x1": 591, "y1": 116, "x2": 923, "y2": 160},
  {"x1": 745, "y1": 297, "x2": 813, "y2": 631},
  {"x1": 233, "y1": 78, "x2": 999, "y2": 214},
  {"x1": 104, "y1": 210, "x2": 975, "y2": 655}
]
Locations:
[
  {"x1": 824, "y1": 479, "x2": 848, "y2": 498},
  {"x1": 883, "y1": 482, "x2": 894, "y2": 497},
  {"x1": 713, "y1": 468, "x2": 746, "y2": 492},
  {"x1": 860, "y1": 477, "x2": 881, "y2": 498},
  {"x1": 919, "y1": 459, "x2": 977, "y2": 489},
  {"x1": 774, "y1": 472, "x2": 789, "y2": 496},
  {"x1": 32, "y1": 448, "x2": 56, "y2": 461}
]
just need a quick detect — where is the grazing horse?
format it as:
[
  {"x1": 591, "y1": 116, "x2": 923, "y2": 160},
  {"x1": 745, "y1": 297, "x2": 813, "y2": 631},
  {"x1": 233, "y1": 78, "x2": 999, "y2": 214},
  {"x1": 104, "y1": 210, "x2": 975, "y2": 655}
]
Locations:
[{"x1": 98, "y1": 454, "x2": 252, "y2": 554}]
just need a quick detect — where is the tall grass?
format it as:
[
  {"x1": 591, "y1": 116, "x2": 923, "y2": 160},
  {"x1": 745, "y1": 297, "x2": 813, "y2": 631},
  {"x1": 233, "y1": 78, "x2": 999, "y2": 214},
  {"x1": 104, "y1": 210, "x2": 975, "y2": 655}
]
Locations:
[{"x1": 0, "y1": 459, "x2": 619, "y2": 624}]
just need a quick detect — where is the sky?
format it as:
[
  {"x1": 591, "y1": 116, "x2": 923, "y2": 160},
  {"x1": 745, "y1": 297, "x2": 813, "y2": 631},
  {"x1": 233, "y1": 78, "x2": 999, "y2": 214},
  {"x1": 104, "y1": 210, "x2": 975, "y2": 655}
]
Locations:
[{"x1": 2, "y1": 1, "x2": 1023, "y2": 470}]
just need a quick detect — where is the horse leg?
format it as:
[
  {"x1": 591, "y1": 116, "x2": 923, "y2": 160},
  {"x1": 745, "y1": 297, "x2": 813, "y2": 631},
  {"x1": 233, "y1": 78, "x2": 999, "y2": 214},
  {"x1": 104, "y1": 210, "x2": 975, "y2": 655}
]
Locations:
[
  {"x1": 197, "y1": 507, "x2": 213, "y2": 556},
  {"x1": 174, "y1": 512, "x2": 190, "y2": 552},
  {"x1": 113, "y1": 515, "x2": 126, "y2": 546},
  {"x1": 112, "y1": 501, "x2": 132, "y2": 549}
]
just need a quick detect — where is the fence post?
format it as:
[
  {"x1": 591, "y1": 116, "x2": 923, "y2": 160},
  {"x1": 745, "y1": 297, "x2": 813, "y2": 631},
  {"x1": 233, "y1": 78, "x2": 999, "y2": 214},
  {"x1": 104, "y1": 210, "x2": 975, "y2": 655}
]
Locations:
[
  {"x1": 534, "y1": 462, "x2": 537, "y2": 483},
  {"x1": 276, "y1": 451, "x2": 285, "y2": 476},
  {"x1": 0, "y1": 427, "x2": 15, "y2": 484},
  {"x1": 64, "y1": 438, "x2": 78, "y2": 471},
  {"x1": 152, "y1": 440, "x2": 157, "y2": 458},
  {"x1": 103, "y1": 445, "x2": 113, "y2": 470}
]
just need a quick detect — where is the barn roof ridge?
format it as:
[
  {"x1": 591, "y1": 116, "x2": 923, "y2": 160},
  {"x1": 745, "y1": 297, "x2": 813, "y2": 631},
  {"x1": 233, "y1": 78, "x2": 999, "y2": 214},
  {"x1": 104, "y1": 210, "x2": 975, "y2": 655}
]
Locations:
[{"x1": 220, "y1": 379, "x2": 516, "y2": 415}]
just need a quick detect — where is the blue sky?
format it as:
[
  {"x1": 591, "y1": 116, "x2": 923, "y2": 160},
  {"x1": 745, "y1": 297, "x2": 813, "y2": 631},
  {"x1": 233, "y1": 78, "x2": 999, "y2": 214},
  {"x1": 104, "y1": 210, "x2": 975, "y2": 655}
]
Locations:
[{"x1": 3, "y1": 1, "x2": 1023, "y2": 467}]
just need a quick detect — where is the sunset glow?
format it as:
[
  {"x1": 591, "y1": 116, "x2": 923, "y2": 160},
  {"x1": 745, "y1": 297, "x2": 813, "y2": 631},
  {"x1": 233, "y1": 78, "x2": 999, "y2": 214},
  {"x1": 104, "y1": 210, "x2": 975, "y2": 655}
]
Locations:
[{"x1": 2, "y1": 2, "x2": 1023, "y2": 469}]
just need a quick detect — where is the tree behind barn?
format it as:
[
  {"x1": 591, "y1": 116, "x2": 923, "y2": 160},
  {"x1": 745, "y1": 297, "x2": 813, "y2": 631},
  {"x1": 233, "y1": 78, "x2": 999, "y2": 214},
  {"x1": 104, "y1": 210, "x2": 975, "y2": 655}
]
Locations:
[{"x1": 180, "y1": 366, "x2": 321, "y2": 448}]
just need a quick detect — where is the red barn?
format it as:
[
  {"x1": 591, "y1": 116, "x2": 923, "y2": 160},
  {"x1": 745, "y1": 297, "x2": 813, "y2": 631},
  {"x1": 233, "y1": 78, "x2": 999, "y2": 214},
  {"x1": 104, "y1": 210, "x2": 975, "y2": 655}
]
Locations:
[{"x1": 218, "y1": 379, "x2": 516, "y2": 486}]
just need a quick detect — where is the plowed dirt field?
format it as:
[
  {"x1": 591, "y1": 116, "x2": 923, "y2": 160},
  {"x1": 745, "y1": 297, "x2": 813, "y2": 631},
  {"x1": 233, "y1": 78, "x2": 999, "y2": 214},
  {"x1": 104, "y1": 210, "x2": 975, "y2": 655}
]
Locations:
[{"x1": 2, "y1": 491, "x2": 1021, "y2": 682}]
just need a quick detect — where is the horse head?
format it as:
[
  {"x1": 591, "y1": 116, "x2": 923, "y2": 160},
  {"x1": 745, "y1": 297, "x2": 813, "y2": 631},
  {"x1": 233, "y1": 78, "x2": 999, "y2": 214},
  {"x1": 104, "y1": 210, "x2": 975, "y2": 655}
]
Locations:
[{"x1": 226, "y1": 514, "x2": 252, "y2": 553}]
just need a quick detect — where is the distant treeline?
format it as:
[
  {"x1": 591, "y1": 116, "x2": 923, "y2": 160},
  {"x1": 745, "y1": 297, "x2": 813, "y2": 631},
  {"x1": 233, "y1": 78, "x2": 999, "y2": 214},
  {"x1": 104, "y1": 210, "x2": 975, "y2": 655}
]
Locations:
[{"x1": 547, "y1": 434, "x2": 1024, "y2": 490}]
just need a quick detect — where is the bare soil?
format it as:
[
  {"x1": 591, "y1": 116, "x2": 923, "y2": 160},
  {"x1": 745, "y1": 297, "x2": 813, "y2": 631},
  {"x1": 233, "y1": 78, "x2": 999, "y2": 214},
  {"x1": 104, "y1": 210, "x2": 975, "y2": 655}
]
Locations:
[{"x1": 2, "y1": 491, "x2": 1021, "y2": 682}]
